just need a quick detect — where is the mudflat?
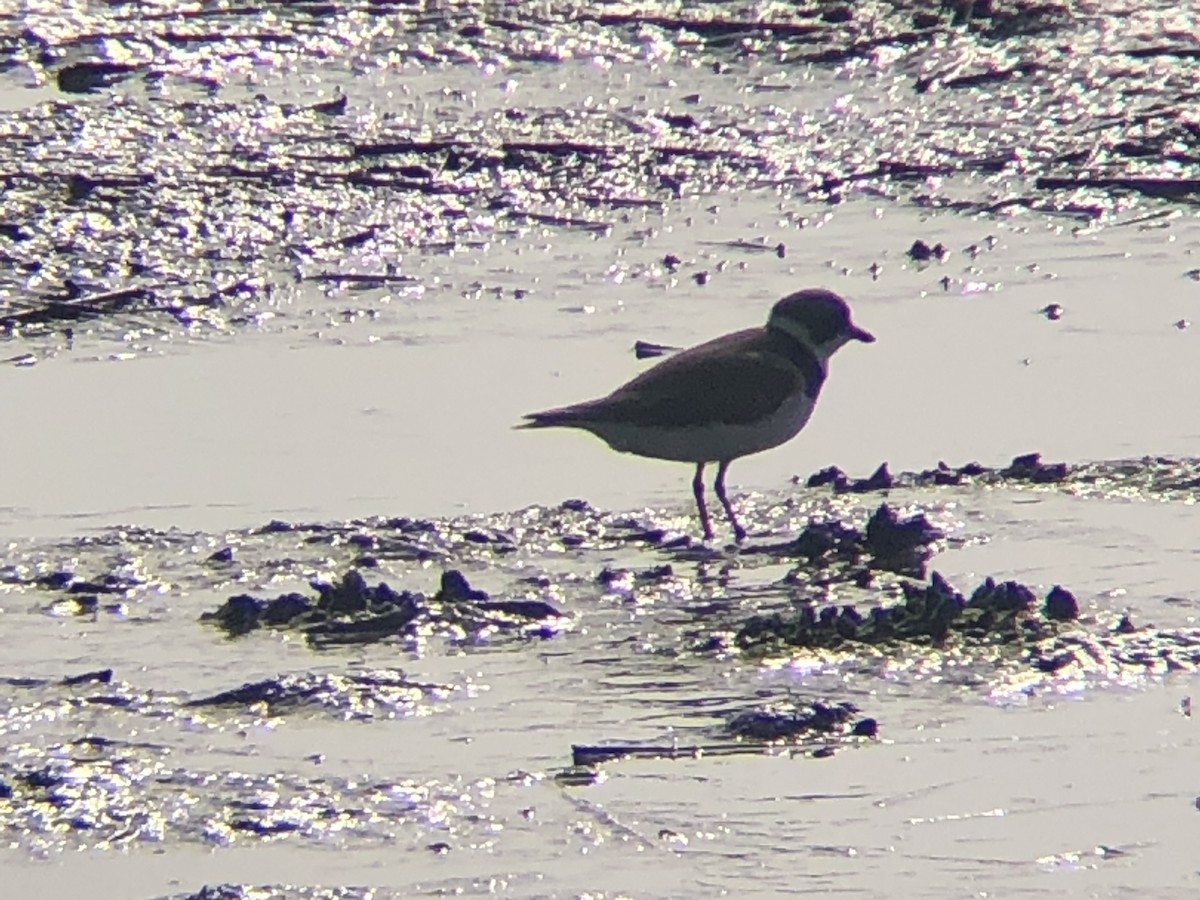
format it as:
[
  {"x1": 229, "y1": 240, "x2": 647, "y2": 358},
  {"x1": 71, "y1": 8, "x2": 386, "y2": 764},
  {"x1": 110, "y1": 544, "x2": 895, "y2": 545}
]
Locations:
[{"x1": 2, "y1": 3, "x2": 1199, "y2": 898}]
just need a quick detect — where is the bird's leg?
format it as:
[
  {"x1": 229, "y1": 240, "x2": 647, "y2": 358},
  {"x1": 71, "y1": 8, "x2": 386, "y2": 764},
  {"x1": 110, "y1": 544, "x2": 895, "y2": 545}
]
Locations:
[
  {"x1": 692, "y1": 462, "x2": 714, "y2": 541},
  {"x1": 714, "y1": 460, "x2": 746, "y2": 543}
]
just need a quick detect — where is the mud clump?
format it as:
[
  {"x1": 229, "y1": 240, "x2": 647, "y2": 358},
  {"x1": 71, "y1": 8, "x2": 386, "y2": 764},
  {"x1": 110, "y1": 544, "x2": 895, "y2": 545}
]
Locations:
[
  {"x1": 726, "y1": 700, "x2": 875, "y2": 743},
  {"x1": 807, "y1": 453, "x2": 1072, "y2": 493},
  {"x1": 864, "y1": 503, "x2": 944, "y2": 573},
  {"x1": 906, "y1": 239, "x2": 950, "y2": 263},
  {"x1": 1000, "y1": 452, "x2": 1070, "y2": 483},
  {"x1": 806, "y1": 462, "x2": 895, "y2": 493},
  {"x1": 201, "y1": 569, "x2": 567, "y2": 645},
  {"x1": 187, "y1": 669, "x2": 446, "y2": 717},
  {"x1": 760, "y1": 502, "x2": 943, "y2": 578},
  {"x1": 735, "y1": 572, "x2": 1079, "y2": 654},
  {"x1": 1044, "y1": 584, "x2": 1080, "y2": 621},
  {"x1": 570, "y1": 698, "x2": 879, "y2": 768},
  {"x1": 1023, "y1": 612, "x2": 1200, "y2": 680},
  {"x1": 4, "y1": 669, "x2": 114, "y2": 688},
  {"x1": 596, "y1": 563, "x2": 675, "y2": 589}
]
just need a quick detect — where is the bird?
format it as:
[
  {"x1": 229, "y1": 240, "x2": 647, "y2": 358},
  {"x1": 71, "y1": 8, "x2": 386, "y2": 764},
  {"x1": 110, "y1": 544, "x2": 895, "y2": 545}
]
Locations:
[{"x1": 518, "y1": 288, "x2": 874, "y2": 542}]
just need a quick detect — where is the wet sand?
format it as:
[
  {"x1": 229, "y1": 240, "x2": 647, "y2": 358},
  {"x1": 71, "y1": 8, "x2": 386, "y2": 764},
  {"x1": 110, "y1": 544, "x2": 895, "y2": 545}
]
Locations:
[{"x1": 3, "y1": 199, "x2": 1198, "y2": 536}]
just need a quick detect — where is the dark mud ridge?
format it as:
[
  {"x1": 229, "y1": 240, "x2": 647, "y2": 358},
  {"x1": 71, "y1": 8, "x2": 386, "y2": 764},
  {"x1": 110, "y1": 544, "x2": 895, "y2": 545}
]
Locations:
[
  {"x1": 729, "y1": 566, "x2": 1200, "y2": 686},
  {"x1": 186, "y1": 669, "x2": 454, "y2": 717},
  {"x1": 2, "y1": 666, "x2": 452, "y2": 720},
  {"x1": 806, "y1": 452, "x2": 1069, "y2": 492},
  {"x1": 806, "y1": 452, "x2": 1200, "y2": 500},
  {"x1": 201, "y1": 569, "x2": 568, "y2": 646},
  {"x1": 161, "y1": 889, "x2": 379, "y2": 900},
  {"x1": 744, "y1": 502, "x2": 944, "y2": 579},
  {"x1": 185, "y1": 478, "x2": 1200, "y2": 692},
  {"x1": 732, "y1": 571, "x2": 1082, "y2": 654},
  {"x1": 571, "y1": 698, "x2": 879, "y2": 769},
  {"x1": 199, "y1": 502, "x2": 942, "y2": 646}
]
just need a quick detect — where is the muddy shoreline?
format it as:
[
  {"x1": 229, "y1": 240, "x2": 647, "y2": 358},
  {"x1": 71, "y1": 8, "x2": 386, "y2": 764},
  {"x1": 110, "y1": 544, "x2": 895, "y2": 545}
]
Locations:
[
  {"x1": 4, "y1": 2, "x2": 1200, "y2": 897},
  {"x1": 3, "y1": 0, "x2": 1199, "y2": 348}
]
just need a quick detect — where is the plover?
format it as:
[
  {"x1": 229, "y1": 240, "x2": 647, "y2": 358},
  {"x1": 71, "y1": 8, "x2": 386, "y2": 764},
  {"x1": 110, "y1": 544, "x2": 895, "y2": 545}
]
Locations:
[{"x1": 519, "y1": 288, "x2": 874, "y2": 542}]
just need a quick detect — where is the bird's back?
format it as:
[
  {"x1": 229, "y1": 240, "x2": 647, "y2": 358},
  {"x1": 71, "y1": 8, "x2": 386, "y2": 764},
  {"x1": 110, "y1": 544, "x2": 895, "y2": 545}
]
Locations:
[{"x1": 519, "y1": 326, "x2": 826, "y2": 462}]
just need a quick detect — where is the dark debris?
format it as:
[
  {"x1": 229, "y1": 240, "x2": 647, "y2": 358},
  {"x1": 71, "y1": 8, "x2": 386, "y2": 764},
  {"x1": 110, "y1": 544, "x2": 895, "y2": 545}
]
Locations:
[
  {"x1": 806, "y1": 453, "x2": 1200, "y2": 501},
  {"x1": 187, "y1": 669, "x2": 447, "y2": 718},
  {"x1": 726, "y1": 699, "x2": 868, "y2": 742},
  {"x1": 754, "y1": 502, "x2": 943, "y2": 579},
  {"x1": 735, "y1": 571, "x2": 1079, "y2": 654},
  {"x1": 200, "y1": 568, "x2": 567, "y2": 645}
]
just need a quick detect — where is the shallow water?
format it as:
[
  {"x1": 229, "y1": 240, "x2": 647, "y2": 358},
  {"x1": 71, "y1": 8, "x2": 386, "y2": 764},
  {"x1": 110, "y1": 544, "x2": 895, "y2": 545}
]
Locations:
[{"x1": 3, "y1": 2, "x2": 1200, "y2": 898}]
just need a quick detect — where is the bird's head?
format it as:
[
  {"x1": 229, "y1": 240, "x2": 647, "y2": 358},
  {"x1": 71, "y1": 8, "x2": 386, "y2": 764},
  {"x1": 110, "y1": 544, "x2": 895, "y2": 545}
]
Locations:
[{"x1": 766, "y1": 289, "x2": 874, "y2": 358}]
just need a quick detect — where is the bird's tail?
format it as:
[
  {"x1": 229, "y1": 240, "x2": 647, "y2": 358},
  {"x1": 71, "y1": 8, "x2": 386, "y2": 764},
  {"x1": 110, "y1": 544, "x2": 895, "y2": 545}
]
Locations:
[{"x1": 515, "y1": 405, "x2": 592, "y2": 430}]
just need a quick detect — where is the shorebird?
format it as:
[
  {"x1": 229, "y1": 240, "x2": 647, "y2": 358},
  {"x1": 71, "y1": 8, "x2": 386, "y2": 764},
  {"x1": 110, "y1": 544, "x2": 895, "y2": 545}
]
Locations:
[{"x1": 519, "y1": 288, "x2": 874, "y2": 542}]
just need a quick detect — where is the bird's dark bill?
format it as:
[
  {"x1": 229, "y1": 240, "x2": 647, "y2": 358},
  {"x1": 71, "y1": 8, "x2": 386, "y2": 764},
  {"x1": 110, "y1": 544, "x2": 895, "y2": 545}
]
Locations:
[{"x1": 850, "y1": 325, "x2": 875, "y2": 343}]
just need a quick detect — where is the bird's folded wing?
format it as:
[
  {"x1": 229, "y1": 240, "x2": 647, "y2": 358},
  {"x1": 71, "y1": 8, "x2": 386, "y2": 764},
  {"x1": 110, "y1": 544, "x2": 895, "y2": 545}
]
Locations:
[{"x1": 598, "y1": 350, "x2": 805, "y2": 428}]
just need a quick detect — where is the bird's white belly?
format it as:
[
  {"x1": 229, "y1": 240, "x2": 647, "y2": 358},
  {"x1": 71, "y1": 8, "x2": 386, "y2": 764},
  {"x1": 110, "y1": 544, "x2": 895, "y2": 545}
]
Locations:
[{"x1": 594, "y1": 391, "x2": 817, "y2": 463}]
